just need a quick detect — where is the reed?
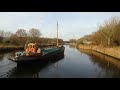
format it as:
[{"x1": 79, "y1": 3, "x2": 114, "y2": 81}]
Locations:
[{"x1": 78, "y1": 44, "x2": 120, "y2": 60}]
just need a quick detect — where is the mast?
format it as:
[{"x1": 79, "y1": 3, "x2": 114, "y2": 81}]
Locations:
[{"x1": 57, "y1": 21, "x2": 58, "y2": 47}]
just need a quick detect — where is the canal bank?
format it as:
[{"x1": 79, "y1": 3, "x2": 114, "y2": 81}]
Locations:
[
  {"x1": 77, "y1": 45, "x2": 120, "y2": 60},
  {"x1": 0, "y1": 44, "x2": 58, "y2": 52},
  {"x1": 0, "y1": 45, "x2": 24, "y2": 52}
]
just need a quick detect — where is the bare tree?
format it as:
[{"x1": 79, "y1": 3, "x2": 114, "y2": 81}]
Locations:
[
  {"x1": 29, "y1": 28, "x2": 41, "y2": 37},
  {"x1": 98, "y1": 16, "x2": 120, "y2": 47},
  {"x1": 28, "y1": 28, "x2": 42, "y2": 43},
  {"x1": 69, "y1": 39, "x2": 77, "y2": 43},
  {"x1": 16, "y1": 29, "x2": 27, "y2": 37},
  {"x1": 90, "y1": 31, "x2": 102, "y2": 45},
  {"x1": 77, "y1": 16, "x2": 120, "y2": 47},
  {"x1": 4, "y1": 31, "x2": 12, "y2": 38},
  {"x1": 0, "y1": 30, "x2": 4, "y2": 43},
  {"x1": 0, "y1": 30, "x2": 4, "y2": 37}
]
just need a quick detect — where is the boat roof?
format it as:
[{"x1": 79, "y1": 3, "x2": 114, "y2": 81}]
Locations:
[{"x1": 26, "y1": 43, "x2": 37, "y2": 46}]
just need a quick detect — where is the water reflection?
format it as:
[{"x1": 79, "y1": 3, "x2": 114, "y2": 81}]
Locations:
[
  {"x1": 1, "y1": 45, "x2": 120, "y2": 78},
  {"x1": 77, "y1": 48, "x2": 120, "y2": 78},
  {"x1": 0, "y1": 54, "x2": 5, "y2": 62},
  {"x1": 69, "y1": 44, "x2": 76, "y2": 48},
  {"x1": 5, "y1": 54, "x2": 64, "y2": 78}
]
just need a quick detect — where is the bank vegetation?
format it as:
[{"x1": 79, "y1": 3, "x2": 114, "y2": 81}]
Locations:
[
  {"x1": 77, "y1": 16, "x2": 120, "y2": 59},
  {"x1": 0, "y1": 28, "x2": 63, "y2": 51}
]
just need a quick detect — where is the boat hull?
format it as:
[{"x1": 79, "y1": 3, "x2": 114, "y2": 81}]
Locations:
[{"x1": 9, "y1": 46, "x2": 65, "y2": 64}]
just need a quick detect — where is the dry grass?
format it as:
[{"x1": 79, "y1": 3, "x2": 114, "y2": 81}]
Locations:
[
  {"x1": 78, "y1": 45, "x2": 120, "y2": 60},
  {"x1": 0, "y1": 44, "x2": 24, "y2": 51}
]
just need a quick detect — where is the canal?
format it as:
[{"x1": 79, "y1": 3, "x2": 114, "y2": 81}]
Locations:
[{"x1": 0, "y1": 45, "x2": 120, "y2": 78}]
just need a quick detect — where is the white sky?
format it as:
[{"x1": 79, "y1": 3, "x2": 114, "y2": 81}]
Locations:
[{"x1": 0, "y1": 12, "x2": 120, "y2": 41}]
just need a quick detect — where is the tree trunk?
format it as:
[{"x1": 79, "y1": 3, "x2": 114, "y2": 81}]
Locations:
[{"x1": 108, "y1": 38, "x2": 111, "y2": 47}]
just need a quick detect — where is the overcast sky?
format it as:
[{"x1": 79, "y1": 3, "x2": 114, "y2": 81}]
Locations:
[{"x1": 0, "y1": 12, "x2": 120, "y2": 41}]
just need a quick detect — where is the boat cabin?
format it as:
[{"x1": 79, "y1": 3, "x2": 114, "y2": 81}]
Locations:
[{"x1": 25, "y1": 43, "x2": 41, "y2": 54}]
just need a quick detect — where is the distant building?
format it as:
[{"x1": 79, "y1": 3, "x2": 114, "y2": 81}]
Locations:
[{"x1": 83, "y1": 40, "x2": 92, "y2": 45}]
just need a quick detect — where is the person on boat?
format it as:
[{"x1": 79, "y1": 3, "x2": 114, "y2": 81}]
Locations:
[
  {"x1": 25, "y1": 43, "x2": 43, "y2": 56},
  {"x1": 37, "y1": 48, "x2": 42, "y2": 53}
]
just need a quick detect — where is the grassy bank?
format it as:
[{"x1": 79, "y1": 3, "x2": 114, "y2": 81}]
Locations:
[
  {"x1": 0, "y1": 45, "x2": 24, "y2": 52},
  {"x1": 0, "y1": 44, "x2": 58, "y2": 52},
  {"x1": 77, "y1": 44, "x2": 120, "y2": 60}
]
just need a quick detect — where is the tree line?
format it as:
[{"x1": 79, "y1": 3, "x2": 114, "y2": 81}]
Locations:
[
  {"x1": 77, "y1": 16, "x2": 120, "y2": 47},
  {"x1": 0, "y1": 28, "x2": 63, "y2": 45}
]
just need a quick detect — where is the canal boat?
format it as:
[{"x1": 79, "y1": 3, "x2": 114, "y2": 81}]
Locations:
[
  {"x1": 8, "y1": 44, "x2": 65, "y2": 63},
  {"x1": 8, "y1": 21, "x2": 65, "y2": 64}
]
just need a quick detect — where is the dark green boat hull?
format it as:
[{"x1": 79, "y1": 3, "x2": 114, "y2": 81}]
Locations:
[{"x1": 9, "y1": 46, "x2": 65, "y2": 64}]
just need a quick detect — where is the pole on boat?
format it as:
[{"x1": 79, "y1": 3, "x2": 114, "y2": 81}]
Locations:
[{"x1": 57, "y1": 21, "x2": 59, "y2": 47}]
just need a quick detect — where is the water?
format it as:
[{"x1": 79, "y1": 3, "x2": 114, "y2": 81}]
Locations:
[{"x1": 0, "y1": 45, "x2": 120, "y2": 78}]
